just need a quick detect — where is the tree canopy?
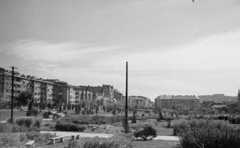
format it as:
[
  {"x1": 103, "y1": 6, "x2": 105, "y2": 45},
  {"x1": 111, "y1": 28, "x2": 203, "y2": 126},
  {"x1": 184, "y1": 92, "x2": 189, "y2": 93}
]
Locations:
[{"x1": 15, "y1": 91, "x2": 32, "y2": 107}]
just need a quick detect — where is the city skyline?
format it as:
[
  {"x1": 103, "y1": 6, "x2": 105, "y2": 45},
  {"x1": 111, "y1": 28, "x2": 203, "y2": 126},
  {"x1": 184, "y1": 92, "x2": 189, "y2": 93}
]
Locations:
[{"x1": 1, "y1": 0, "x2": 240, "y2": 99}]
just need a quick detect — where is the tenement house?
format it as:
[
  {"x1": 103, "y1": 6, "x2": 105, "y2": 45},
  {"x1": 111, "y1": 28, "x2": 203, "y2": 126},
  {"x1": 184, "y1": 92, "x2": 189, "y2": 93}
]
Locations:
[
  {"x1": 0, "y1": 67, "x2": 54, "y2": 107},
  {"x1": 155, "y1": 95, "x2": 200, "y2": 109}
]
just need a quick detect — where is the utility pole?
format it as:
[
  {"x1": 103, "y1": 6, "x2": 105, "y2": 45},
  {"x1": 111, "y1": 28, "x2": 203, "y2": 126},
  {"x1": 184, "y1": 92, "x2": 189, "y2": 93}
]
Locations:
[
  {"x1": 10, "y1": 66, "x2": 17, "y2": 124},
  {"x1": 125, "y1": 62, "x2": 128, "y2": 133},
  {"x1": 0, "y1": 71, "x2": 4, "y2": 121}
]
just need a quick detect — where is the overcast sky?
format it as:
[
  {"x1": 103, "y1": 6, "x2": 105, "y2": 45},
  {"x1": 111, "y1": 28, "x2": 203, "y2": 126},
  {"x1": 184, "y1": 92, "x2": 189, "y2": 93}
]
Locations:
[{"x1": 1, "y1": 0, "x2": 240, "y2": 100}]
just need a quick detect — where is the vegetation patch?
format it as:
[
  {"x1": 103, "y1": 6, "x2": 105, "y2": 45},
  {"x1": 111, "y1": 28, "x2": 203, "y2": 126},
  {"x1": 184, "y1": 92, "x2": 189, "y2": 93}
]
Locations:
[
  {"x1": 174, "y1": 119, "x2": 240, "y2": 148},
  {"x1": 55, "y1": 122, "x2": 86, "y2": 132},
  {"x1": 134, "y1": 125, "x2": 157, "y2": 141},
  {"x1": 67, "y1": 134, "x2": 134, "y2": 148}
]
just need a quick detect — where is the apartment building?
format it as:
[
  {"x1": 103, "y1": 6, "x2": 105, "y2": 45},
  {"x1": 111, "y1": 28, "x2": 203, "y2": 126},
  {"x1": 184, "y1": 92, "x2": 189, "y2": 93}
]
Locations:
[
  {"x1": 128, "y1": 96, "x2": 152, "y2": 109},
  {"x1": 69, "y1": 86, "x2": 94, "y2": 104},
  {"x1": 113, "y1": 89, "x2": 124, "y2": 102},
  {"x1": 46, "y1": 80, "x2": 95, "y2": 106},
  {"x1": 0, "y1": 68, "x2": 5, "y2": 102},
  {"x1": 46, "y1": 80, "x2": 70, "y2": 105},
  {"x1": 79, "y1": 84, "x2": 114, "y2": 98},
  {"x1": 155, "y1": 95, "x2": 200, "y2": 109},
  {"x1": 0, "y1": 67, "x2": 54, "y2": 106}
]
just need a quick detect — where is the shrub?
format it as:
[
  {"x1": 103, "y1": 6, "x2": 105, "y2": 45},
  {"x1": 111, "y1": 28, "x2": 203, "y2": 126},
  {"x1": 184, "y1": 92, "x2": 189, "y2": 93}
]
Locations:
[
  {"x1": 14, "y1": 117, "x2": 42, "y2": 131},
  {"x1": 134, "y1": 125, "x2": 157, "y2": 141},
  {"x1": 26, "y1": 131, "x2": 41, "y2": 140},
  {"x1": 0, "y1": 133, "x2": 19, "y2": 147},
  {"x1": 25, "y1": 117, "x2": 34, "y2": 128},
  {"x1": 15, "y1": 117, "x2": 25, "y2": 126},
  {"x1": 68, "y1": 140, "x2": 81, "y2": 148},
  {"x1": 55, "y1": 122, "x2": 86, "y2": 131},
  {"x1": 43, "y1": 112, "x2": 50, "y2": 118},
  {"x1": 6, "y1": 117, "x2": 15, "y2": 124},
  {"x1": 172, "y1": 119, "x2": 188, "y2": 136},
  {"x1": 130, "y1": 123, "x2": 145, "y2": 131},
  {"x1": 11, "y1": 124, "x2": 28, "y2": 132},
  {"x1": 19, "y1": 133, "x2": 27, "y2": 141},
  {"x1": 177, "y1": 119, "x2": 240, "y2": 148},
  {"x1": 58, "y1": 115, "x2": 123, "y2": 126},
  {"x1": 69, "y1": 134, "x2": 134, "y2": 148},
  {"x1": 26, "y1": 107, "x2": 39, "y2": 116},
  {"x1": 34, "y1": 117, "x2": 42, "y2": 128},
  {"x1": 35, "y1": 133, "x2": 55, "y2": 144},
  {"x1": 0, "y1": 123, "x2": 13, "y2": 133},
  {"x1": 166, "y1": 119, "x2": 171, "y2": 128},
  {"x1": 26, "y1": 131, "x2": 55, "y2": 145}
]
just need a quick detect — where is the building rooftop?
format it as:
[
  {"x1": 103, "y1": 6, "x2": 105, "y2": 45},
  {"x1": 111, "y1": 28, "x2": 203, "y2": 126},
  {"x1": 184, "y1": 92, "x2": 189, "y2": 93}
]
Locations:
[{"x1": 156, "y1": 95, "x2": 199, "y2": 100}]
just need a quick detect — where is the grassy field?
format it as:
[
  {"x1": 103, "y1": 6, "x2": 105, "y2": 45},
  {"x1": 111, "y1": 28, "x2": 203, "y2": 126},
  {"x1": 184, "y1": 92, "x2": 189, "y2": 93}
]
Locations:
[
  {"x1": 0, "y1": 110, "x2": 26, "y2": 121},
  {"x1": 33, "y1": 140, "x2": 179, "y2": 148},
  {"x1": 134, "y1": 140, "x2": 179, "y2": 148}
]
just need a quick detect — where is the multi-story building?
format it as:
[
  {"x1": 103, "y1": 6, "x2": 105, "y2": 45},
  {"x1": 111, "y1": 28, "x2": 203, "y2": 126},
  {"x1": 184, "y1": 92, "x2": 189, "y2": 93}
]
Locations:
[
  {"x1": 113, "y1": 89, "x2": 124, "y2": 102},
  {"x1": 46, "y1": 80, "x2": 70, "y2": 105},
  {"x1": 129, "y1": 96, "x2": 145, "y2": 108},
  {"x1": 0, "y1": 68, "x2": 5, "y2": 105},
  {"x1": 39, "y1": 79, "x2": 54, "y2": 105},
  {"x1": 46, "y1": 80, "x2": 95, "y2": 106},
  {"x1": 103, "y1": 85, "x2": 114, "y2": 98},
  {"x1": 128, "y1": 96, "x2": 152, "y2": 109},
  {"x1": 3, "y1": 72, "x2": 30, "y2": 103},
  {"x1": 0, "y1": 68, "x2": 54, "y2": 107},
  {"x1": 238, "y1": 89, "x2": 240, "y2": 109},
  {"x1": 155, "y1": 95, "x2": 200, "y2": 109}
]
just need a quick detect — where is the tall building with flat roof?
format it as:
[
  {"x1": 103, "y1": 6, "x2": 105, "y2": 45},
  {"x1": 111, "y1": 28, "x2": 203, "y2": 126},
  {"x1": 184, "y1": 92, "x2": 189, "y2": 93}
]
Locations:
[
  {"x1": 0, "y1": 68, "x2": 54, "y2": 107},
  {"x1": 155, "y1": 95, "x2": 200, "y2": 109}
]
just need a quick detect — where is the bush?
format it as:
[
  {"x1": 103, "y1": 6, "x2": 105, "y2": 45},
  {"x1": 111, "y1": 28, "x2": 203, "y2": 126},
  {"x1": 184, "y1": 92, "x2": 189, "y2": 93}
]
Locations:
[
  {"x1": 25, "y1": 117, "x2": 34, "y2": 128},
  {"x1": 55, "y1": 122, "x2": 86, "y2": 132},
  {"x1": 172, "y1": 119, "x2": 188, "y2": 136},
  {"x1": 11, "y1": 124, "x2": 28, "y2": 132},
  {"x1": 134, "y1": 125, "x2": 157, "y2": 141},
  {"x1": 14, "y1": 116, "x2": 42, "y2": 130},
  {"x1": 130, "y1": 123, "x2": 146, "y2": 131},
  {"x1": 177, "y1": 119, "x2": 240, "y2": 148},
  {"x1": 58, "y1": 115, "x2": 123, "y2": 125},
  {"x1": 6, "y1": 117, "x2": 15, "y2": 124},
  {"x1": 0, "y1": 123, "x2": 29, "y2": 133},
  {"x1": 0, "y1": 123, "x2": 13, "y2": 133},
  {"x1": 26, "y1": 107, "x2": 39, "y2": 116},
  {"x1": 68, "y1": 140, "x2": 81, "y2": 148},
  {"x1": 19, "y1": 133, "x2": 27, "y2": 141},
  {"x1": 166, "y1": 119, "x2": 171, "y2": 128},
  {"x1": 35, "y1": 133, "x2": 55, "y2": 144},
  {"x1": 0, "y1": 133, "x2": 20, "y2": 147},
  {"x1": 26, "y1": 131, "x2": 41, "y2": 140},
  {"x1": 43, "y1": 112, "x2": 50, "y2": 118},
  {"x1": 68, "y1": 134, "x2": 134, "y2": 148},
  {"x1": 34, "y1": 117, "x2": 42, "y2": 128},
  {"x1": 15, "y1": 117, "x2": 25, "y2": 126},
  {"x1": 26, "y1": 131, "x2": 55, "y2": 145}
]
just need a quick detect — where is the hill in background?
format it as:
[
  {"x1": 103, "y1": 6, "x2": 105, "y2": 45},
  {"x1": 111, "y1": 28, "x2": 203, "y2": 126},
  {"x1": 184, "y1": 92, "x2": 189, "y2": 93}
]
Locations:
[{"x1": 199, "y1": 94, "x2": 237, "y2": 103}]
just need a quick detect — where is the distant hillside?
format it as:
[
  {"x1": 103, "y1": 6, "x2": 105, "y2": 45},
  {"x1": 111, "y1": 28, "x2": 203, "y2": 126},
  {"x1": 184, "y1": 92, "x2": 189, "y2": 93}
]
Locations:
[{"x1": 199, "y1": 94, "x2": 237, "y2": 103}]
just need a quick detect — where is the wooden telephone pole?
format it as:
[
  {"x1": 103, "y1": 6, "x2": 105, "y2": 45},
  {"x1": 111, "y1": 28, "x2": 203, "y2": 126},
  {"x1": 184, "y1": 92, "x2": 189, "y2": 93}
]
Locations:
[
  {"x1": 125, "y1": 62, "x2": 128, "y2": 133},
  {"x1": 10, "y1": 66, "x2": 17, "y2": 123}
]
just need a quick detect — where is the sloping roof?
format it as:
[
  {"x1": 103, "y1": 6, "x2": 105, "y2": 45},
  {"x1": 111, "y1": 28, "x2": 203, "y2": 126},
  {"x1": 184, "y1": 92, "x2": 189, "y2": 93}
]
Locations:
[{"x1": 156, "y1": 95, "x2": 199, "y2": 100}]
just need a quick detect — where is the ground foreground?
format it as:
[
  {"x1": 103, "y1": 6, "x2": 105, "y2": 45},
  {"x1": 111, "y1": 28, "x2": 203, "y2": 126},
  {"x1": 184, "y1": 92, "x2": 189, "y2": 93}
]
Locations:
[{"x1": 34, "y1": 138, "x2": 179, "y2": 148}]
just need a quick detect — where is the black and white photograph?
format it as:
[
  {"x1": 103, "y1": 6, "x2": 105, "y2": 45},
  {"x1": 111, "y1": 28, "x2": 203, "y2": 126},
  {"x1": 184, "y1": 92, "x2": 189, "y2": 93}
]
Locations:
[{"x1": 1, "y1": 0, "x2": 240, "y2": 148}]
